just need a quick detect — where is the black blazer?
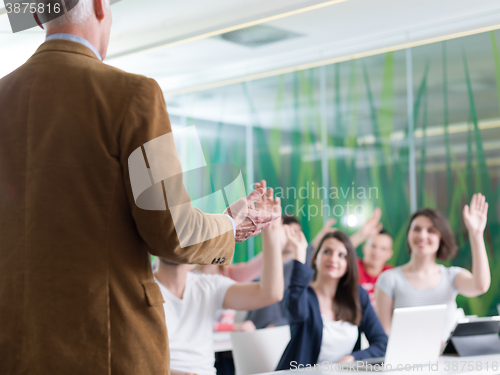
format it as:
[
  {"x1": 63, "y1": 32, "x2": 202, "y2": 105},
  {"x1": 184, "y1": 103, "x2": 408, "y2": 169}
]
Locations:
[{"x1": 276, "y1": 260, "x2": 388, "y2": 370}]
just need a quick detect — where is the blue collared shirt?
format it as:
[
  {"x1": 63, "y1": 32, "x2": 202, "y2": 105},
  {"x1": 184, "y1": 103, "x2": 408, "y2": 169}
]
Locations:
[
  {"x1": 225, "y1": 214, "x2": 236, "y2": 237},
  {"x1": 46, "y1": 33, "x2": 102, "y2": 61}
]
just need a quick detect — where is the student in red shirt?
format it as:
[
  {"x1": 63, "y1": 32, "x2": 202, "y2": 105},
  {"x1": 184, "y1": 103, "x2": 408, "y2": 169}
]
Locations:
[
  {"x1": 350, "y1": 208, "x2": 394, "y2": 307},
  {"x1": 356, "y1": 230, "x2": 394, "y2": 306}
]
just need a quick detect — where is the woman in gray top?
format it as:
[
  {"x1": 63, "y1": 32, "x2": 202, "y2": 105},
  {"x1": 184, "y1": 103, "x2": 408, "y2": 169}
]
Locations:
[{"x1": 375, "y1": 193, "x2": 491, "y2": 340}]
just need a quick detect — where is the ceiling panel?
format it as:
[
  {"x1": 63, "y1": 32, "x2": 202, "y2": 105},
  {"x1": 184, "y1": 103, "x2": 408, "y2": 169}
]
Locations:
[{"x1": 1, "y1": 0, "x2": 500, "y2": 96}]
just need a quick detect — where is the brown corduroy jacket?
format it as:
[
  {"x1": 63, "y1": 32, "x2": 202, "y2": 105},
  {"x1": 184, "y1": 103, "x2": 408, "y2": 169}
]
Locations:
[{"x1": 0, "y1": 40, "x2": 235, "y2": 375}]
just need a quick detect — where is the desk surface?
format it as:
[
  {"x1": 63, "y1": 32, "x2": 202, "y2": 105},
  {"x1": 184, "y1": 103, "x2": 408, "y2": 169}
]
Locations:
[
  {"x1": 257, "y1": 354, "x2": 500, "y2": 375},
  {"x1": 213, "y1": 331, "x2": 232, "y2": 353}
]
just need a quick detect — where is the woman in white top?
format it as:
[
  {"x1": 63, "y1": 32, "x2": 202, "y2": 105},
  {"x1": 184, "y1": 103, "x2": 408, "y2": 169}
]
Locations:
[
  {"x1": 375, "y1": 193, "x2": 491, "y2": 340},
  {"x1": 154, "y1": 182, "x2": 284, "y2": 375}
]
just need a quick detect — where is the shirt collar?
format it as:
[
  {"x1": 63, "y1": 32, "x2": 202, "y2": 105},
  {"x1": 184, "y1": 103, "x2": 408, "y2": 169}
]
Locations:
[{"x1": 45, "y1": 33, "x2": 102, "y2": 61}]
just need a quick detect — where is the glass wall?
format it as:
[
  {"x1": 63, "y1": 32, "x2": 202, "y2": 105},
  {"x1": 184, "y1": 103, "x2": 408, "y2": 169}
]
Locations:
[
  {"x1": 166, "y1": 30, "x2": 500, "y2": 316},
  {"x1": 411, "y1": 32, "x2": 500, "y2": 316}
]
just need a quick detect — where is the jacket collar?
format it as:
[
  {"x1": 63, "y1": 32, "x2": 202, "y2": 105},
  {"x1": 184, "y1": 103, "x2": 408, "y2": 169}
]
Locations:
[{"x1": 33, "y1": 39, "x2": 100, "y2": 61}]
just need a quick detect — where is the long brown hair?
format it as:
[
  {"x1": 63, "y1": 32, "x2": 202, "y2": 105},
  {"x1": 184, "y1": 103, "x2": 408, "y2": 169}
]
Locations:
[
  {"x1": 406, "y1": 208, "x2": 458, "y2": 261},
  {"x1": 311, "y1": 231, "x2": 362, "y2": 326}
]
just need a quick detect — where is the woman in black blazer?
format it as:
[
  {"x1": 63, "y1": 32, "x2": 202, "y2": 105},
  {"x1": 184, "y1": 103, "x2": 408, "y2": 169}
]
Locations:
[{"x1": 276, "y1": 230, "x2": 388, "y2": 370}]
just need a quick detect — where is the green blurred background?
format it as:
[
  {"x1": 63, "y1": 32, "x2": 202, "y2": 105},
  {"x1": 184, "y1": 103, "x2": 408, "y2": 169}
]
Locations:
[{"x1": 166, "y1": 30, "x2": 500, "y2": 317}]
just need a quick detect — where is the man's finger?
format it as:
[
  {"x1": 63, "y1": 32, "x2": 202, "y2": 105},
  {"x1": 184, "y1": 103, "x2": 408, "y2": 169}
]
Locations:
[
  {"x1": 267, "y1": 187, "x2": 273, "y2": 200},
  {"x1": 246, "y1": 188, "x2": 265, "y2": 205},
  {"x1": 275, "y1": 197, "x2": 281, "y2": 207}
]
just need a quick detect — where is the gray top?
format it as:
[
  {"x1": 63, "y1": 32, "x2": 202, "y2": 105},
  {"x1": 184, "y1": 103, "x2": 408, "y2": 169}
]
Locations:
[{"x1": 376, "y1": 265, "x2": 465, "y2": 340}]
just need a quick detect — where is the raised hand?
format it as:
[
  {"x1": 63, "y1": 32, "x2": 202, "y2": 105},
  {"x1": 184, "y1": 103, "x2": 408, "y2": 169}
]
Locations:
[
  {"x1": 463, "y1": 193, "x2": 488, "y2": 235},
  {"x1": 360, "y1": 207, "x2": 383, "y2": 239},
  {"x1": 284, "y1": 225, "x2": 308, "y2": 264},
  {"x1": 350, "y1": 207, "x2": 383, "y2": 248},
  {"x1": 455, "y1": 193, "x2": 491, "y2": 297},
  {"x1": 311, "y1": 218, "x2": 337, "y2": 249}
]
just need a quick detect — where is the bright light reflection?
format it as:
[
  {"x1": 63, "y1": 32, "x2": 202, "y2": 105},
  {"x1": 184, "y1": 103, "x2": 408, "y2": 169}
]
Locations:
[{"x1": 347, "y1": 214, "x2": 358, "y2": 227}]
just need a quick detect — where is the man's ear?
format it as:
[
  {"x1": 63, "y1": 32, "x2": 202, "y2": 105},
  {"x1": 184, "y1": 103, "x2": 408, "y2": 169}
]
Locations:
[{"x1": 94, "y1": 0, "x2": 106, "y2": 21}]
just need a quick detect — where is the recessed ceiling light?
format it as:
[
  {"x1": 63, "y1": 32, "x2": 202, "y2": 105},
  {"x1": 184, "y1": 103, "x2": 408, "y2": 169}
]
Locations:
[{"x1": 216, "y1": 25, "x2": 302, "y2": 48}]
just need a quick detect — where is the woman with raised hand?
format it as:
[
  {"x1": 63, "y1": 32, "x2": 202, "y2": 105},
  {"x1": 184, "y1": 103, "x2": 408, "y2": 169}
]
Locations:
[
  {"x1": 375, "y1": 193, "x2": 491, "y2": 341},
  {"x1": 276, "y1": 228, "x2": 388, "y2": 369}
]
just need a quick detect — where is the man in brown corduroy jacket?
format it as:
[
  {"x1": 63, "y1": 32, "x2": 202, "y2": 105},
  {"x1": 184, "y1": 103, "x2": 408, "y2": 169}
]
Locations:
[{"x1": 0, "y1": 0, "x2": 278, "y2": 374}]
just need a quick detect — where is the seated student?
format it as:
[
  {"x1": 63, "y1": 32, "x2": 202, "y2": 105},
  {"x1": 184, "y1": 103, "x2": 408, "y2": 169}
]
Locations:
[
  {"x1": 247, "y1": 207, "x2": 387, "y2": 329},
  {"x1": 316, "y1": 209, "x2": 394, "y2": 307},
  {"x1": 154, "y1": 188, "x2": 283, "y2": 375},
  {"x1": 357, "y1": 229, "x2": 394, "y2": 307},
  {"x1": 375, "y1": 193, "x2": 491, "y2": 341},
  {"x1": 276, "y1": 229, "x2": 388, "y2": 369}
]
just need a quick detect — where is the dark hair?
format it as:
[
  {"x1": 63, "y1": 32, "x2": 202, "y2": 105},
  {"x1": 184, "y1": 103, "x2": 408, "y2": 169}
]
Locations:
[
  {"x1": 406, "y1": 208, "x2": 458, "y2": 261},
  {"x1": 378, "y1": 229, "x2": 392, "y2": 239},
  {"x1": 311, "y1": 231, "x2": 362, "y2": 326},
  {"x1": 282, "y1": 214, "x2": 301, "y2": 227}
]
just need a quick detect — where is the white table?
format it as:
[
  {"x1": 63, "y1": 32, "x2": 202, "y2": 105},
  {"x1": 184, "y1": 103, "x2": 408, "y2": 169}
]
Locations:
[
  {"x1": 213, "y1": 331, "x2": 232, "y2": 353},
  {"x1": 255, "y1": 354, "x2": 500, "y2": 375}
]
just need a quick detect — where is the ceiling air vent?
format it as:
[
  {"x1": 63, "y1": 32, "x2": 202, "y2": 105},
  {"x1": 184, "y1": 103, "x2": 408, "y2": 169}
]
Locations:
[{"x1": 216, "y1": 25, "x2": 302, "y2": 48}]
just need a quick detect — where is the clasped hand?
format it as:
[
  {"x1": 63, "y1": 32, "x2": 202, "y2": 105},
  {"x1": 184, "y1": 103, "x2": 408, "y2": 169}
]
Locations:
[{"x1": 225, "y1": 180, "x2": 281, "y2": 242}]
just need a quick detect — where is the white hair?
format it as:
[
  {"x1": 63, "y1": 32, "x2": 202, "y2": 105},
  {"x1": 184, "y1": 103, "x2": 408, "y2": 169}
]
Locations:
[{"x1": 45, "y1": 0, "x2": 96, "y2": 27}]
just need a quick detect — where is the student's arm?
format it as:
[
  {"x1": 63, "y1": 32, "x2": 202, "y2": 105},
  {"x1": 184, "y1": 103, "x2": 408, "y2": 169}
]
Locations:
[
  {"x1": 374, "y1": 289, "x2": 393, "y2": 335},
  {"x1": 350, "y1": 208, "x2": 383, "y2": 248},
  {"x1": 310, "y1": 218, "x2": 337, "y2": 250},
  {"x1": 283, "y1": 227, "x2": 314, "y2": 323},
  {"x1": 374, "y1": 270, "x2": 395, "y2": 336},
  {"x1": 224, "y1": 252, "x2": 263, "y2": 283},
  {"x1": 455, "y1": 193, "x2": 491, "y2": 297},
  {"x1": 223, "y1": 189, "x2": 283, "y2": 310},
  {"x1": 350, "y1": 288, "x2": 389, "y2": 361},
  {"x1": 283, "y1": 260, "x2": 315, "y2": 323}
]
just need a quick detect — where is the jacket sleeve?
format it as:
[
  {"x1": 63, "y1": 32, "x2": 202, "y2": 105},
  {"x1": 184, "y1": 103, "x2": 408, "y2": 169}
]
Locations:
[
  {"x1": 119, "y1": 77, "x2": 235, "y2": 265},
  {"x1": 305, "y1": 243, "x2": 315, "y2": 266},
  {"x1": 284, "y1": 260, "x2": 315, "y2": 324},
  {"x1": 351, "y1": 286, "x2": 388, "y2": 360}
]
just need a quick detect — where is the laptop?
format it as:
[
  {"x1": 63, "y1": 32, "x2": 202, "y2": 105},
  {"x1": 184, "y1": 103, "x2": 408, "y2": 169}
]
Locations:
[
  {"x1": 442, "y1": 316, "x2": 500, "y2": 356},
  {"x1": 342, "y1": 305, "x2": 447, "y2": 371}
]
